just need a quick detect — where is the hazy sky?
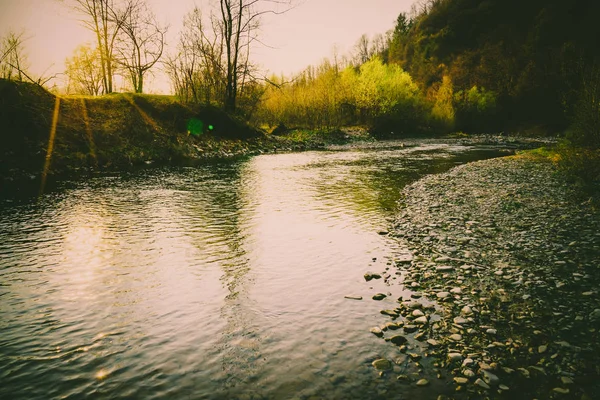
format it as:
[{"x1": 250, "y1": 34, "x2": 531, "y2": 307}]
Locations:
[{"x1": 0, "y1": 0, "x2": 413, "y2": 93}]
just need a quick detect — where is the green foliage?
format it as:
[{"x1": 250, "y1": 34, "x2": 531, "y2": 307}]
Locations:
[
  {"x1": 431, "y1": 75, "x2": 455, "y2": 130},
  {"x1": 386, "y1": 0, "x2": 600, "y2": 137},
  {"x1": 257, "y1": 57, "x2": 426, "y2": 136}
]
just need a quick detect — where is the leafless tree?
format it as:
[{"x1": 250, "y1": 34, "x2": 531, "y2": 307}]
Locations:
[
  {"x1": 219, "y1": 0, "x2": 293, "y2": 112},
  {"x1": 64, "y1": 0, "x2": 130, "y2": 93},
  {"x1": 0, "y1": 30, "x2": 29, "y2": 81},
  {"x1": 115, "y1": 1, "x2": 167, "y2": 93},
  {"x1": 354, "y1": 34, "x2": 371, "y2": 65}
]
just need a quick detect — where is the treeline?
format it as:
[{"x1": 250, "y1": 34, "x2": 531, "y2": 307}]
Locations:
[
  {"x1": 387, "y1": 0, "x2": 600, "y2": 146},
  {"x1": 257, "y1": 0, "x2": 600, "y2": 145}
]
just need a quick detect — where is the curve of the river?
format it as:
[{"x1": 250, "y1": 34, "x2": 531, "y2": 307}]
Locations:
[{"x1": 1, "y1": 141, "x2": 511, "y2": 399}]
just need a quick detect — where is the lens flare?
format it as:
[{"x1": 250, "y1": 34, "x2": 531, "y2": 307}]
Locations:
[
  {"x1": 40, "y1": 96, "x2": 61, "y2": 195},
  {"x1": 187, "y1": 118, "x2": 204, "y2": 136},
  {"x1": 80, "y1": 98, "x2": 97, "y2": 167}
]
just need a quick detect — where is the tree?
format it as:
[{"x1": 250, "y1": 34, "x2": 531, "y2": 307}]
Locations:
[
  {"x1": 115, "y1": 1, "x2": 167, "y2": 93},
  {"x1": 65, "y1": 44, "x2": 103, "y2": 95},
  {"x1": 0, "y1": 30, "x2": 29, "y2": 81},
  {"x1": 65, "y1": 0, "x2": 130, "y2": 93},
  {"x1": 354, "y1": 34, "x2": 371, "y2": 65},
  {"x1": 218, "y1": 0, "x2": 293, "y2": 113}
]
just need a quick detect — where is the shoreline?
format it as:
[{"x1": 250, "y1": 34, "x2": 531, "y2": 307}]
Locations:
[{"x1": 374, "y1": 155, "x2": 600, "y2": 399}]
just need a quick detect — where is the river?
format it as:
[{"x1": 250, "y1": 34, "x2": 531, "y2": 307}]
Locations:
[{"x1": 0, "y1": 140, "x2": 512, "y2": 399}]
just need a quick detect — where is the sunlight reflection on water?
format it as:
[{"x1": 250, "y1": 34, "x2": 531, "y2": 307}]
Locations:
[{"x1": 0, "y1": 142, "x2": 508, "y2": 399}]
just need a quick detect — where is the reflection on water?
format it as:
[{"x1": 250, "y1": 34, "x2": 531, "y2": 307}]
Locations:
[{"x1": 0, "y1": 142, "x2": 508, "y2": 399}]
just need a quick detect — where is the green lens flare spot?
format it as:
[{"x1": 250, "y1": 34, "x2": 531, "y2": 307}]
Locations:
[
  {"x1": 208, "y1": 125, "x2": 214, "y2": 131},
  {"x1": 187, "y1": 118, "x2": 204, "y2": 136}
]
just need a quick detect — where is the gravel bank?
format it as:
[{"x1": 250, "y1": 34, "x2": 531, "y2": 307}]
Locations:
[{"x1": 388, "y1": 156, "x2": 600, "y2": 399}]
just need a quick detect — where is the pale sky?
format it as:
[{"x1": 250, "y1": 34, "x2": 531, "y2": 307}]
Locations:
[{"x1": 0, "y1": 0, "x2": 413, "y2": 93}]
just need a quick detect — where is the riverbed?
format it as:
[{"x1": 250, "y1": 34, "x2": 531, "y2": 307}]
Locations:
[{"x1": 1, "y1": 141, "x2": 519, "y2": 399}]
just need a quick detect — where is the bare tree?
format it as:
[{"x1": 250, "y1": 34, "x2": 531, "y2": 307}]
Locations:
[
  {"x1": 219, "y1": 0, "x2": 293, "y2": 112},
  {"x1": 0, "y1": 30, "x2": 29, "y2": 81},
  {"x1": 64, "y1": 0, "x2": 130, "y2": 93},
  {"x1": 115, "y1": 1, "x2": 167, "y2": 93},
  {"x1": 354, "y1": 34, "x2": 371, "y2": 65}
]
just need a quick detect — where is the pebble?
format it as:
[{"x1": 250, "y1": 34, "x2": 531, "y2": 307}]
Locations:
[
  {"x1": 475, "y1": 378, "x2": 490, "y2": 389},
  {"x1": 389, "y1": 335, "x2": 408, "y2": 345},
  {"x1": 414, "y1": 316, "x2": 428, "y2": 325},
  {"x1": 416, "y1": 378, "x2": 429, "y2": 386},
  {"x1": 372, "y1": 293, "x2": 387, "y2": 301},
  {"x1": 447, "y1": 353, "x2": 463, "y2": 362},
  {"x1": 364, "y1": 273, "x2": 381, "y2": 281},
  {"x1": 481, "y1": 370, "x2": 500, "y2": 386},
  {"x1": 436, "y1": 291, "x2": 450, "y2": 299},
  {"x1": 370, "y1": 327, "x2": 384, "y2": 337},
  {"x1": 412, "y1": 309, "x2": 425, "y2": 317},
  {"x1": 403, "y1": 325, "x2": 419, "y2": 333},
  {"x1": 372, "y1": 358, "x2": 392, "y2": 371},
  {"x1": 344, "y1": 295, "x2": 363, "y2": 300},
  {"x1": 454, "y1": 377, "x2": 468, "y2": 385},
  {"x1": 449, "y1": 334, "x2": 462, "y2": 341}
]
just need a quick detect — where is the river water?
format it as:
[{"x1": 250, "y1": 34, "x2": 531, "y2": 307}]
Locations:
[{"x1": 0, "y1": 141, "x2": 511, "y2": 400}]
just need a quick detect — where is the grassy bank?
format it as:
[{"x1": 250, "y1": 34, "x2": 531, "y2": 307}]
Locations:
[
  {"x1": 0, "y1": 79, "x2": 268, "y2": 179},
  {"x1": 0, "y1": 79, "x2": 373, "y2": 184},
  {"x1": 517, "y1": 145, "x2": 600, "y2": 203}
]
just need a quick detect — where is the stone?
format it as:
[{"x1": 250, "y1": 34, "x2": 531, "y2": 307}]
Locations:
[
  {"x1": 462, "y1": 358, "x2": 474, "y2": 367},
  {"x1": 372, "y1": 293, "x2": 387, "y2": 301},
  {"x1": 412, "y1": 309, "x2": 425, "y2": 317},
  {"x1": 372, "y1": 358, "x2": 392, "y2": 371},
  {"x1": 436, "y1": 266, "x2": 453, "y2": 272},
  {"x1": 449, "y1": 334, "x2": 462, "y2": 341},
  {"x1": 416, "y1": 378, "x2": 429, "y2": 386},
  {"x1": 344, "y1": 295, "x2": 363, "y2": 300},
  {"x1": 460, "y1": 305, "x2": 473, "y2": 316},
  {"x1": 486, "y1": 328, "x2": 497, "y2": 335},
  {"x1": 386, "y1": 322, "x2": 401, "y2": 330},
  {"x1": 447, "y1": 352, "x2": 463, "y2": 362},
  {"x1": 552, "y1": 388, "x2": 570, "y2": 395},
  {"x1": 364, "y1": 272, "x2": 381, "y2": 281},
  {"x1": 499, "y1": 384, "x2": 509, "y2": 391},
  {"x1": 404, "y1": 325, "x2": 419, "y2": 333},
  {"x1": 474, "y1": 378, "x2": 490, "y2": 390},
  {"x1": 414, "y1": 316, "x2": 428, "y2": 325},
  {"x1": 450, "y1": 287, "x2": 462, "y2": 294},
  {"x1": 463, "y1": 369, "x2": 476, "y2": 378},
  {"x1": 408, "y1": 353, "x2": 421, "y2": 361},
  {"x1": 560, "y1": 376, "x2": 573, "y2": 385},
  {"x1": 454, "y1": 377, "x2": 468, "y2": 385},
  {"x1": 481, "y1": 370, "x2": 500, "y2": 386},
  {"x1": 381, "y1": 310, "x2": 399, "y2": 318},
  {"x1": 389, "y1": 335, "x2": 408, "y2": 345},
  {"x1": 453, "y1": 317, "x2": 469, "y2": 325},
  {"x1": 370, "y1": 327, "x2": 384, "y2": 337},
  {"x1": 436, "y1": 291, "x2": 451, "y2": 299},
  {"x1": 538, "y1": 345, "x2": 547, "y2": 354}
]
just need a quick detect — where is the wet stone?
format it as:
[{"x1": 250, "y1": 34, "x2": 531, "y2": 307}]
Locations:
[
  {"x1": 475, "y1": 378, "x2": 490, "y2": 390},
  {"x1": 404, "y1": 325, "x2": 419, "y2": 333},
  {"x1": 370, "y1": 327, "x2": 384, "y2": 337},
  {"x1": 372, "y1": 358, "x2": 392, "y2": 371},
  {"x1": 372, "y1": 293, "x2": 387, "y2": 301},
  {"x1": 416, "y1": 378, "x2": 429, "y2": 386},
  {"x1": 389, "y1": 335, "x2": 408, "y2": 346},
  {"x1": 364, "y1": 273, "x2": 382, "y2": 281}
]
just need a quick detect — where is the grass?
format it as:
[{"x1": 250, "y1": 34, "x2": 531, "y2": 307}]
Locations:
[{"x1": 516, "y1": 144, "x2": 600, "y2": 204}]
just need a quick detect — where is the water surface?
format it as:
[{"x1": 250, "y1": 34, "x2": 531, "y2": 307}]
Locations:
[{"x1": 1, "y1": 141, "x2": 509, "y2": 399}]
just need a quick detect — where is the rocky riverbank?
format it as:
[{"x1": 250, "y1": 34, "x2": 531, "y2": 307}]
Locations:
[{"x1": 371, "y1": 155, "x2": 600, "y2": 399}]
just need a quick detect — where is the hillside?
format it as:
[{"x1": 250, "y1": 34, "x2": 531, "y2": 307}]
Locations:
[
  {"x1": 0, "y1": 79, "x2": 270, "y2": 180},
  {"x1": 388, "y1": 0, "x2": 600, "y2": 139}
]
